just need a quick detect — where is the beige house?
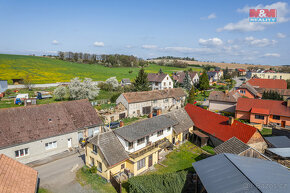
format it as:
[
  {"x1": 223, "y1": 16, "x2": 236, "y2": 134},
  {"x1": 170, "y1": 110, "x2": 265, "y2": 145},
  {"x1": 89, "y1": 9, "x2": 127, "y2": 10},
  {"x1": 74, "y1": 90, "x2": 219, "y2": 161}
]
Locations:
[
  {"x1": 247, "y1": 72, "x2": 290, "y2": 80},
  {"x1": 116, "y1": 88, "x2": 186, "y2": 117}
]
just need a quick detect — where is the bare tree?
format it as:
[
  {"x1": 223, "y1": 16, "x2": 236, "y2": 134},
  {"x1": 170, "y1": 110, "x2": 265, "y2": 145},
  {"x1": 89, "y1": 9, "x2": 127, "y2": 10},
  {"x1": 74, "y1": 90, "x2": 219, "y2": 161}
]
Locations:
[{"x1": 23, "y1": 74, "x2": 34, "y2": 91}]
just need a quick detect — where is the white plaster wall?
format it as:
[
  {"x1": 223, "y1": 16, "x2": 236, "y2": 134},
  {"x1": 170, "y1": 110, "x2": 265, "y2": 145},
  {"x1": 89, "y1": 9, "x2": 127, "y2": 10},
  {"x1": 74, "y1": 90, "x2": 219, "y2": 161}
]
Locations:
[{"x1": 0, "y1": 132, "x2": 79, "y2": 164}]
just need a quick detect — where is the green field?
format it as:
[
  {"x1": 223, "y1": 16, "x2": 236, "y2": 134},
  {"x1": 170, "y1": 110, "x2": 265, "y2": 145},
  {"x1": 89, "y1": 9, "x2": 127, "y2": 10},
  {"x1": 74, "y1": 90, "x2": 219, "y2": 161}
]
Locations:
[{"x1": 0, "y1": 54, "x2": 201, "y2": 84}]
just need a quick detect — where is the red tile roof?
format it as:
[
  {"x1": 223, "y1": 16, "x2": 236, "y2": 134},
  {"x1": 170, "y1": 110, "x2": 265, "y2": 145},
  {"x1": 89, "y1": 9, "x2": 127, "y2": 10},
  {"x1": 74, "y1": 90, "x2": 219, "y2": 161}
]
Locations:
[
  {"x1": 0, "y1": 154, "x2": 38, "y2": 193},
  {"x1": 251, "y1": 108, "x2": 270, "y2": 115},
  {"x1": 236, "y1": 98, "x2": 290, "y2": 117},
  {"x1": 185, "y1": 104, "x2": 257, "y2": 143},
  {"x1": 247, "y1": 78, "x2": 287, "y2": 89}
]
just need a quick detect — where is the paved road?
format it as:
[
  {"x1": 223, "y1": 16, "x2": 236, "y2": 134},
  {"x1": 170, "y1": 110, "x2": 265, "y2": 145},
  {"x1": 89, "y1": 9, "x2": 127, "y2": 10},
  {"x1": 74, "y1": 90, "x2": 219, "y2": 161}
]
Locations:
[
  {"x1": 34, "y1": 153, "x2": 96, "y2": 193},
  {"x1": 232, "y1": 77, "x2": 246, "y2": 91},
  {"x1": 8, "y1": 81, "x2": 100, "y2": 89}
]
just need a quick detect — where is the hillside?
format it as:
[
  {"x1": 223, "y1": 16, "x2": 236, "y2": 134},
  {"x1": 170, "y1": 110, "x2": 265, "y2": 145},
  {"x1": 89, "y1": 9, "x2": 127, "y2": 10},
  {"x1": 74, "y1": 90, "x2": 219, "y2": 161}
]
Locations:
[
  {"x1": 151, "y1": 59, "x2": 280, "y2": 70},
  {"x1": 0, "y1": 54, "x2": 201, "y2": 84}
]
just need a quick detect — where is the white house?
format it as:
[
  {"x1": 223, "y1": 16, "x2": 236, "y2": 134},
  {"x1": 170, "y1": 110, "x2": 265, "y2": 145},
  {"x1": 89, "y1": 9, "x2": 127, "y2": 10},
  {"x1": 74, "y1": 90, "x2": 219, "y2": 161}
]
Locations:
[
  {"x1": 0, "y1": 99, "x2": 103, "y2": 164},
  {"x1": 147, "y1": 73, "x2": 173, "y2": 90},
  {"x1": 116, "y1": 88, "x2": 187, "y2": 117}
]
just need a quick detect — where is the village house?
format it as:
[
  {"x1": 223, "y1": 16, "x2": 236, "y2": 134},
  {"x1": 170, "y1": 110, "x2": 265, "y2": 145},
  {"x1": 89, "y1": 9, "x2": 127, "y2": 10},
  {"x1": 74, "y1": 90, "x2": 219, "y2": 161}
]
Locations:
[
  {"x1": 247, "y1": 78, "x2": 287, "y2": 89},
  {"x1": 147, "y1": 72, "x2": 173, "y2": 90},
  {"x1": 0, "y1": 154, "x2": 38, "y2": 193},
  {"x1": 185, "y1": 103, "x2": 267, "y2": 152},
  {"x1": 85, "y1": 115, "x2": 178, "y2": 181},
  {"x1": 235, "y1": 98, "x2": 290, "y2": 128},
  {"x1": 246, "y1": 71, "x2": 290, "y2": 81},
  {"x1": 214, "y1": 137, "x2": 270, "y2": 160},
  {"x1": 208, "y1": 90, "x2": 241, "y2": 113},
  {"x1": 116, "y1": 88, "x2": 186, "y2": 117},
  {"x1": 164, "y1": 108, "x2": 194, "y2": 145},
  {"x1": 0, "y1": 99, "x2": 103, "y2": 164},
  {"x1": 207, "y1": 70, "x2": 223, "y2": 84},
  {"x1": 172, "y1": 71, "x2": 199, "y2": 86},
  {"x1": 236, "y1": 82, "x2": 261, "y2": 99},
  {"x1": 192, "y1": 153, "x2": 290, "y2": 193},
  {"x1": 237, "y1": 68, "x2": 246, "y2": 76}
]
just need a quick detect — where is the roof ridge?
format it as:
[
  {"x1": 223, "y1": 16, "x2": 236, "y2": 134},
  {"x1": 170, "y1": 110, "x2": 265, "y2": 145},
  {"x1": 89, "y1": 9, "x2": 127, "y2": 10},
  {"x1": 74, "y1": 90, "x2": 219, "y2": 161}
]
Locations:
[{"x1": 224, "y1": 154, "x2": 263, "y2": 193}]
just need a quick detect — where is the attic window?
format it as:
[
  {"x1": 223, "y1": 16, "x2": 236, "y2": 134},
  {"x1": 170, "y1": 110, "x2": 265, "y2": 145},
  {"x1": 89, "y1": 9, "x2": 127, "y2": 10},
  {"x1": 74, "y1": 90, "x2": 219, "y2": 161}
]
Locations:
[{"x1": 48, "y1": 118, "x2": 52, "y2": 122}]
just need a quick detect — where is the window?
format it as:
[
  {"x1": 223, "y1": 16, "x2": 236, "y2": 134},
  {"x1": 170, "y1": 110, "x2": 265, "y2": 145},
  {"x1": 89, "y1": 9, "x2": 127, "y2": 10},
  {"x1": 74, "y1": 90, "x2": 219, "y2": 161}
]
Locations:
[
  {"x1": 137, "y1": 138, "x2": 145, "y2": 145},
  {"x1": 137, "y1": 158, "x2": 145, "y2": 170},
  {"x1": 15, "y1": 148, "x2": 29, "y2": 158},
  {"x1": 92, "y1": 145, "x2": 98, "y2": 154},
  {"x1": 280, "y1": 76, "x2": 282, "y2": 79},
  {"x1": 157, "y1": 130, "x2": 163, "y2": 137},
  {"x1": 273, "y1": 115, "x2": 280, "y2": 120},
  {"x1": 164, "y1": 99, "x2": 168, "y2": 102},
  {"x1": 167, "y1": 77, "x2": 168, "y2": 80},
  {"x1": 97, "y1": 161, "x2": 102, "y2": 172},
  {"x1": 255, "y1": 115, "x2": 264, "y2": 120},
  {"x1": 164, "y1": 82, "x2": 166, "y2": 86},
  {"x1": 155, "y1": 82, "x2": 158, "y2": 86},
  {"x1": 90, "y1": 157, "x2": 94, "y2": 166},
  {"x1": 169, "y1": 82, "x2": 171, "y2": 85},
  {"x1": 45, "y1": 141, "x2": 57, "y2": 150},
  {"x1": 121, "y1": 164, "x2": 125, "y2": 169},
  {"x1": 167, "y1": 127, "x2": 171, "y2": 132},
  {"x1": 128, "y1": 142, "x2": 133, "y2": 149}
]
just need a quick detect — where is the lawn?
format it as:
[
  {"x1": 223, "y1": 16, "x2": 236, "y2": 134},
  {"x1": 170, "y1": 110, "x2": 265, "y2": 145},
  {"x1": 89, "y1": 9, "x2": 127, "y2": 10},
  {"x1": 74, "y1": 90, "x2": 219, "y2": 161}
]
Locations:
[
  {"x1": 260, "y1": 128, "x2": 272, "y2": 136},
  {"x1": 0, "y1": 54, "x2": 201, "y2": 84},
  {"x1": 201, "y1": 145, "x2": 215, "y2": 155},
  {"x1": 38, "y1": 188, "x2": 52, "y2": 193},
  {"x1": 122, "y1": 116, "x2": 147, "y2": 126}
]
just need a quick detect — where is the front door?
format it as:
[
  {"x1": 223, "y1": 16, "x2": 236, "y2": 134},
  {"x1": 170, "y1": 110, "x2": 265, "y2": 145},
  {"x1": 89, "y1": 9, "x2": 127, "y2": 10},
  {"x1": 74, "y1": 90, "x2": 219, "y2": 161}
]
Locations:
[
  {"x1": 281, "y1": 121, "x2": 286, "y2": 128},
  {"x1": 148, "y1": 154, "x2": 153, "y2": 167},
  {"x1": 68, "y1": 138, "x2": 72, "y2": 148}
]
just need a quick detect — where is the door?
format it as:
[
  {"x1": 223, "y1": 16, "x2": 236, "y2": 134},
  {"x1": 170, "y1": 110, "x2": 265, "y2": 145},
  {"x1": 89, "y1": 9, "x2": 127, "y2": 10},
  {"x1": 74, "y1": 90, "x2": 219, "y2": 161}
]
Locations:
[
  {"x1": 119, "y1": 113, "x2": 126, "y2": 119},
  {"x1": 281, "y1": 121, "x2": 286, "y2": 128},
  {"x1": 172, "y1": 137, "x2": 175, "y2": 145},
  {"x1": 148, "y1": 154, "x2": 153, "y2": 167},
  {"x1": 68, "y1": 138, "x2": 72, "y2": 148}
]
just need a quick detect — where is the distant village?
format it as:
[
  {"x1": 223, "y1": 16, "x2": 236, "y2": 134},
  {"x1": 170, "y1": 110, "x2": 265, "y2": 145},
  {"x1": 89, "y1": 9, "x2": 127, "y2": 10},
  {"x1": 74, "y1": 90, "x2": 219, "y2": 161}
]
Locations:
[{"x1": 0, "y1": 66, "x2": 290, "y2": 193}]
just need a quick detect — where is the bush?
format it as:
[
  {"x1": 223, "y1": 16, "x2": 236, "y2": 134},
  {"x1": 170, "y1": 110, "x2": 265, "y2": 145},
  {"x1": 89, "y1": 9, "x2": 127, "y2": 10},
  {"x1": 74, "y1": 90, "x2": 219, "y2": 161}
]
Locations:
[
  {"x1": 5, "y1": 89, "x2": 12, "y2": 95},
  {"x1": 89, "y1": 166, "x2": 97, "y2": 174},
  {"x1": 53, "y1": 86, "x2": 68, "y2": 101},
  {"x1": 110, "y1": 93, "x2": 121, "y2": 103},
  {"x1": 127, "y1": 171, "x2": 187, "y2": 193}
]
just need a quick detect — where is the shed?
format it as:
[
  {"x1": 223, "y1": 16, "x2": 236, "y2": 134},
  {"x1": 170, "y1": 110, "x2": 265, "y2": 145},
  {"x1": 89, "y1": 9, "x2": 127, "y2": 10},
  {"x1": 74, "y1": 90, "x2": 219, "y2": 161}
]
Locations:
[
  {"x1": 12, "y1": 78, "x2": 24, "y2": 85},
  {"x1": 0, "y1": 80, "x2": 8, "y2": 93}
]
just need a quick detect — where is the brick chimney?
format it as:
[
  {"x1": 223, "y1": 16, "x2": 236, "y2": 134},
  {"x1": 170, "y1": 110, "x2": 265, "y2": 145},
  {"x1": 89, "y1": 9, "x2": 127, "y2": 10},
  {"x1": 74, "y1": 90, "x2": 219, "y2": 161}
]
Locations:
[
  {"x1": 119, "y1": 120, "x2": 124, "y2": 127},
  {"x1": 228, "y1": 117, "x2": 234, "y2": 125}
]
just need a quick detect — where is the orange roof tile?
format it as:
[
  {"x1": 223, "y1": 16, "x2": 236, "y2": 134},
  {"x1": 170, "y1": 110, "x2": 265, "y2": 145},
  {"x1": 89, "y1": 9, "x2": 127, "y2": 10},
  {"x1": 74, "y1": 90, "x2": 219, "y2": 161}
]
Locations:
[
  {"x1": 0, "y1": 154, "x2": 38, "y2": 193},
  {"x1": 247, "y1": 78, "x2": 287, "y2": 89},
  {"x1": 185, "y1": 104, "x2": 257, "y2": 143}
]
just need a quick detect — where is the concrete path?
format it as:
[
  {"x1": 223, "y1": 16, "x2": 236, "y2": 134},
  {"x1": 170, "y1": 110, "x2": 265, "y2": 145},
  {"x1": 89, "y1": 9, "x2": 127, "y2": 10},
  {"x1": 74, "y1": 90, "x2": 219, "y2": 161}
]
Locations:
[
  {"x1": 34, "y1": 153, "x2": 96, "y2": 193},
  {"x1": 8, "y1": 81, "x2": 100, "y2": 89}
]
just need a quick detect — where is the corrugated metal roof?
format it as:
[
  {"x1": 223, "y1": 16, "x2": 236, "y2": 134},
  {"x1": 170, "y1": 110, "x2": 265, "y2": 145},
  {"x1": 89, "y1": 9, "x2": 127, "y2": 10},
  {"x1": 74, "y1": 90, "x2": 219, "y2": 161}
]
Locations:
[
  {"x1": 193, "y1": 153, "x2": 290, "y2": 193},
  {"x1": 0, "y1": 80, "x2": 8, "y2": 93},
  {"x1": 265, "y1": 136, "x2": 290, "y2": 148},
  {"x1": 267, "y1": 148, "x2": 290, "y2": 158}
]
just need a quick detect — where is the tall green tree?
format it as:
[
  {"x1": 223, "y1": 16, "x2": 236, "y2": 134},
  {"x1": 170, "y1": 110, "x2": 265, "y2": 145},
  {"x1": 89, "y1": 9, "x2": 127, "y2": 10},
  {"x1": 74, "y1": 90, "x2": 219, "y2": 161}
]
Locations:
[
  {"x1": 199, "y1": 70, "x2": 209, "y2": 90},
  {"x1": 133, "y1": 68, "x2": 150, "y2": 91},
  {"x1": 183, "y1": 71, "x2": 192, "y2": 91},
  {"x1": 188, "y1": 86, "x2": 196, "y2": 104}
]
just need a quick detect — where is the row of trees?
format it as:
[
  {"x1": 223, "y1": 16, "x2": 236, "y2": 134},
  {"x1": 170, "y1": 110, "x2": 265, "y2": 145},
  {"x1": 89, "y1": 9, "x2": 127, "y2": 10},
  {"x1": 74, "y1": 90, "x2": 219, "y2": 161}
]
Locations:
[
  {"x1": 155, "y1": 59, "x2": 188, "y2": 68},
  {"x1": 262, "y1": 90, "x2": 283, "y2": 101},
  {"x1": 57, "y1": 51, "x2": 148, "y2": 67},
  {"x1": 153, "y1": 56, "x2": 195, "y2": 61}
]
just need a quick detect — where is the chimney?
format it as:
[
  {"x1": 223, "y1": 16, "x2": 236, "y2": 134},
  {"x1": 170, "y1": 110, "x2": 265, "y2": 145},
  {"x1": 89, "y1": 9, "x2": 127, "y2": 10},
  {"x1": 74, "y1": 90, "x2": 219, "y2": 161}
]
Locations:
[
  {"x1": 157, "y1": 109, "x2": 161, "y2": 116},
  {"x1": 225, "y1": 90, "x2": 229, "y2": 95},
  {"x1": 287, "y1": 98, "x2": 290, "y2": 108},
  {"x1": 119, "y1": 120, "x2": 124, "y2": 127},
  {"x1": 228, "y1": 117, "x2": 234, "y2": 125},
  {"x1": 148, "y1": 113, "x2": 153, "y2": 118}
]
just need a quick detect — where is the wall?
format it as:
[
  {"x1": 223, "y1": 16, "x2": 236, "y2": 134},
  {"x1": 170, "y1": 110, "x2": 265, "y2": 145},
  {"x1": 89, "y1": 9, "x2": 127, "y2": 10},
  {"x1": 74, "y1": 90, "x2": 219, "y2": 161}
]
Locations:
[
  {"x1": 235, "y1": 111, "x2": 250, "y2": 120},
  {"x1": 268, "y1": 115, "x2": 290, "y2": 127},
  {"x1": 250, "y1": 113, "x2": 268, "y2": 125},
  {"x1": 236, "y1": 88, "x2": 255, "y2": 98},
  {"x1": 249, "y1": 72, "x2": 290, "y2": 80},
  {"x1": 0, "y1": 132, "x2": 79, "y2": 164},
  {"x1": 160, "y1": 75, "x2": 173, "y2": 90},
  {"x1": 209, "y1": 100, "x2": 236, "y2": 113},
  {"x1": 247, "y1": 131, "x2": 267, "y2": 152},
  {"x1": 240, "y1": 148, "x2": 269, "y2": 160},
  {"x1": 116, "y1": 94, "x2": 129, "y2": 110}
]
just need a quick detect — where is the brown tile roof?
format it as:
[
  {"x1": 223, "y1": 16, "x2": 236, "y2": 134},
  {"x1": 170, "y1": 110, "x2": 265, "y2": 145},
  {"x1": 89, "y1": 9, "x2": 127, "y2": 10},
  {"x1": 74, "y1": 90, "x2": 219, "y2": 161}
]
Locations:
[
  {"x1": 89, "y1": 131, "x2": 129, "y2": 167},
  {"x1": 236, "y1": 98, "x2": 290, "y2": 117},
  {"x1": 247, "y1": 78, "x2": 287, "y2": 89},
  {"x1": 0, "y1": 154, "x2": 38, "y2": 193},
  {"x1": 147, "y1": 73, "x2": 167, "y2": 82},
  {"x1": 172, "y1": 71, "x2": 198, "y2": 83},
  {"x1": 214, "y1": 137, "x2": 250, "y2": 155},
  {"x1": 122, "y1": 88, "x2": 186, "y2": 104},
  {"x1": 185, "y1": 104, "x2": 257, "y2": 143},
  {"x1": 208, "y1": 90, "x2": 241, "y2": 103},
  {"x1": 0, "y1": 99, "x2": 102, "y2": 149}
]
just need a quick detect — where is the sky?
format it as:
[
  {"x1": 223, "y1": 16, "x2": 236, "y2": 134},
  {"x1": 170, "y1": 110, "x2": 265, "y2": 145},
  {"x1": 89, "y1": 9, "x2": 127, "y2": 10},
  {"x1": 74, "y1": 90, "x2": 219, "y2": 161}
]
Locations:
[{"x1": 0, "y1": 0, "x2": 289, "y2": 66}]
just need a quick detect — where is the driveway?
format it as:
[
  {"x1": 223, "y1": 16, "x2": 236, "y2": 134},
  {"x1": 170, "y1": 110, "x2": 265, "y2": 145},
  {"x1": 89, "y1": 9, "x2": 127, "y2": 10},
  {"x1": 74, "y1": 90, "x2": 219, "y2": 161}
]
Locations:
[{"x1": 35, "y1": 152, "x2": 96, "y2": 193}]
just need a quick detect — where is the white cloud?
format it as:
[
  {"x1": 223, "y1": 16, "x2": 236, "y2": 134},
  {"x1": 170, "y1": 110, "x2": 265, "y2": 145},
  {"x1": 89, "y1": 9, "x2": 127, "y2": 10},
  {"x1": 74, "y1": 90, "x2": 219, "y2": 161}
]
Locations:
[
  {"x1": 199, "y1": 38, "x2": 223, "y2": 47},
  {"x1": 264, "y1": 53, "x2": 280, "y2": 57},
  {"x1": 142, "y1": 45, "x2": 158, "y2": 49},
  {"x1": 201, "y1": 13, "x2": 216, "y2": 20},
  {"x1": 93, "y1": 41, "x2": 104, "y2": 47},
  {"x1": 277, "y1": 32, "x2": 286, "y2": 38},
  {"x1": 163, "y1": 47, "x2": 214, "y2": 54},
  {"x1": 245, "y1": 36, "x2": 277, "y2": 47},
  {"x1": 52, "y1": 40, "x2": 59, "y2": 45},
  {"x1": 218, "y1": 2, "x2": 290, "y2": 32}
]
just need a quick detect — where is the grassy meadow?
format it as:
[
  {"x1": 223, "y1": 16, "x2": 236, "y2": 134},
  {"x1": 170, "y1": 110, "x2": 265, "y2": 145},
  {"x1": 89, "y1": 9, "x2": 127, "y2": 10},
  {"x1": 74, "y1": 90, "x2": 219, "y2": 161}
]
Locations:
[{"x1": 0, "y1": 54, "x2": 201, "y2": 84}]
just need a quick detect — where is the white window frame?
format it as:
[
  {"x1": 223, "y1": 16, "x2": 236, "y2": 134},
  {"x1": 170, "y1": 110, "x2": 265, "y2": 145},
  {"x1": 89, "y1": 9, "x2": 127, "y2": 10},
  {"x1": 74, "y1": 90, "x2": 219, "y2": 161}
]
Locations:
[
  {"x1": 45, "y1": 141, "x2": 57, "y2": 150},
  {"x1": 15, "y1": 148, "x2": 29, "y2": 158}
]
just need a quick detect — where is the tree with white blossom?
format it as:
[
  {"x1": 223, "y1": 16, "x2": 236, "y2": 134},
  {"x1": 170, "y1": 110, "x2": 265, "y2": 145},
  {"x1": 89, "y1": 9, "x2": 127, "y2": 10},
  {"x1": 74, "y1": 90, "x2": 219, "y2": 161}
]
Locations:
[
  {"x1": 68, "y1": 77, "x2": 99, "y2": 100},
  {"x1": 105, "y1": 77, "x2": 119, "y2": 89}
]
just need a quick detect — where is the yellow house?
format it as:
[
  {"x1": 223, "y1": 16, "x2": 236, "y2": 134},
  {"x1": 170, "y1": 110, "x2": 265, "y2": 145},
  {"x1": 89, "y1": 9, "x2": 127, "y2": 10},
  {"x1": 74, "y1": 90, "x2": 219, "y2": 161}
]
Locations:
[
  {"x1": 85, "y1": 114, "x2": 179, "y2": 181},
  {"x1": 164, "y1": 109, "x2": 194, "y2": 145}
]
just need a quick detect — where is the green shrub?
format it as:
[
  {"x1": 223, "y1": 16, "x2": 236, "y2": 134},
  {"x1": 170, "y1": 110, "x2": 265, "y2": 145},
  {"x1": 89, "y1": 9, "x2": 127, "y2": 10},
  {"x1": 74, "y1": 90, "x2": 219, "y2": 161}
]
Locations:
[
  {"x1": 110, "y1": 93, "x2": 121, "y2": 103},
  {"x1": 89, "y1": 166, "x2": 97, "y2": 173},
  {"x1": 127, "y1": 171, "x2": 187, "y2": 193}
]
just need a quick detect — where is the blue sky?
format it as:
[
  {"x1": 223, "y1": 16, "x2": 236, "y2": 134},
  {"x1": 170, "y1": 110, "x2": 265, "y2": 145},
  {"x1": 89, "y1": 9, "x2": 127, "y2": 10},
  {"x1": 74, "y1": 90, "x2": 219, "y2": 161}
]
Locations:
[{"x1": 0, "y1": 0, "x2": 289, "y2": 66}]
